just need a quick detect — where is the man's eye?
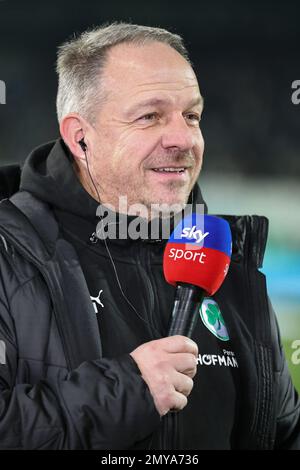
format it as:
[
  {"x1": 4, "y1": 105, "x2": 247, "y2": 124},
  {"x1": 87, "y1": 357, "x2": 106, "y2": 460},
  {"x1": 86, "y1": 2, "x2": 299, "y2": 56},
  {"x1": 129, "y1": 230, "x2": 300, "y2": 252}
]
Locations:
[
  {"x1": 138, "y1": 113, "x2": 158, "y2": 122},
  {"x1": 185, "y1": 113, "x2": 201, "y2": 123}
]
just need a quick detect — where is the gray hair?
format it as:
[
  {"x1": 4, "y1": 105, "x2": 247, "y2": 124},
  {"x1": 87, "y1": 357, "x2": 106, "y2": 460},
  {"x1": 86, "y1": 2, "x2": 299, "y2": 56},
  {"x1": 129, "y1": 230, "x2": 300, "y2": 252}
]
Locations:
[{"x1": 56, "y1": 22, "x2": 192, "y2": 124}]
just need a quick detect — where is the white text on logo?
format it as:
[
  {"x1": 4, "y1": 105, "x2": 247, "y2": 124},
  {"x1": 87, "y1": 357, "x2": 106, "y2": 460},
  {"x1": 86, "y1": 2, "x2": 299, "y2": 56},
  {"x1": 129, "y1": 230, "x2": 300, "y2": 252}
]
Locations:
[
  {"x1": 169, "y1": 248, "x2": 206, "y2": 263},
  {"x1": 181, "y1": 226, "x2": 209, "y2": 243},
  {"x1": 197, "y1": 350, "x2": 238, "y2": 368}
]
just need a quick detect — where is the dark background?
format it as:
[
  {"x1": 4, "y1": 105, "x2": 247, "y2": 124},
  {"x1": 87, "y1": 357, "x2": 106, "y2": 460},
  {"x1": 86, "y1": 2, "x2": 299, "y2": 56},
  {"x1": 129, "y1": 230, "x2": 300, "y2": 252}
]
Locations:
[{"x1": 0, "y1": 0, "x2": 299, "y2": 178}]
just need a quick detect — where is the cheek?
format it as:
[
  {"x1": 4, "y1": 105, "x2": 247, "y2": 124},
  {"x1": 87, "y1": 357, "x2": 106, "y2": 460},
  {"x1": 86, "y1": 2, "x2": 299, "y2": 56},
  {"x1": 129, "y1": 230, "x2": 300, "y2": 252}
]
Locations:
[
  {"x1": 200, "y1": 133, "x2": 205, "y2": 153},
  {"x1": 195, "y1": 133, "x2": 205, "y2": 162},
  {"x1": 113, "y1": 133, "x2": 158, "y2": 172}
]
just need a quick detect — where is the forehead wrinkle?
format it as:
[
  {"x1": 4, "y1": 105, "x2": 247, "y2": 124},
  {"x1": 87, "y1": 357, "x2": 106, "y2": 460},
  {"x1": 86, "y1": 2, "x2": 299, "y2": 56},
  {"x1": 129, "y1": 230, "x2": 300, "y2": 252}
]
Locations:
[
  {"x1": 131, "y1": 84, "x2": 201, "y2": 103},
  {"x1": 102, "y1": 81, "x2": 199, "y2": 104},
  {"x1": 135, "y1": 80, "x2": 198, "y2": 89},
  {"x1": 124, "y1": 93, "x2": 203, "y2": 118}
]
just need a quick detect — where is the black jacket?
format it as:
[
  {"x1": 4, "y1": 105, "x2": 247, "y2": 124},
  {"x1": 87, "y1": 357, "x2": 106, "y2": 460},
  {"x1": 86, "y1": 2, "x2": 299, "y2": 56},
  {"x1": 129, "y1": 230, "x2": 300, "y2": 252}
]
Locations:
[{"x1": 0, "y1": 139, "x2": 299, "y2": 450}]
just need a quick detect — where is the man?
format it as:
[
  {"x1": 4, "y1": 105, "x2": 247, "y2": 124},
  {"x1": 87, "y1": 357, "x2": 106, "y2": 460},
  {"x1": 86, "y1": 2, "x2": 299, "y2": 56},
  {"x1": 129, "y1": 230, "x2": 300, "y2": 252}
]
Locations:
[{"x1": 0, "y1": 22, "x2": 299, "y2": 450}]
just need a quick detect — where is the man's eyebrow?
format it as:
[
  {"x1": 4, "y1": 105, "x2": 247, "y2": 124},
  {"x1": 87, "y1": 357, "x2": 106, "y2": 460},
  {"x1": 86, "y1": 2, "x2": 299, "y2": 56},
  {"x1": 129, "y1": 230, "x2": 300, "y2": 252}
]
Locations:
[
  {"x1": 124, "y1": 98, "x2": 169, "y2": 117},
  {"x1": 124, "y1": 95, "x2": 204, "y2": 117},
  {"x1": 189, "y1": 96, "x2": 204, "y2": 109}
]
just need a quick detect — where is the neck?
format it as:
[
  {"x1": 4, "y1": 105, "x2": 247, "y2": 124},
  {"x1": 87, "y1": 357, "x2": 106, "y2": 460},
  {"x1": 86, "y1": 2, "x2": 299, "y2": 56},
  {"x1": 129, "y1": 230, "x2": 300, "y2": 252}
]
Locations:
[{"x1": 73, "y1": 161, "x2": 101, "y2": 203}]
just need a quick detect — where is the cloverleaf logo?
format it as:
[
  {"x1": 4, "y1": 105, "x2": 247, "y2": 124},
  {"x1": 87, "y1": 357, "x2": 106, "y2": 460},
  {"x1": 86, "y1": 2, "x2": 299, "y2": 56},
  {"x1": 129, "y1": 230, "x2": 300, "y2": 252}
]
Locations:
[
  {"x1": 206, "y1": 303, "x2": 225, "y2": 330},
  {"x1": 200, "y1": 299, "x2": 229, "y2": 341}
]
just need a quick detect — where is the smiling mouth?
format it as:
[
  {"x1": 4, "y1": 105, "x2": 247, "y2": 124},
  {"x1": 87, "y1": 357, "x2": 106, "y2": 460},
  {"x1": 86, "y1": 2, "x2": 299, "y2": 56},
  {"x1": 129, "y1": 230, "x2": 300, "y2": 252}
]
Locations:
[{"x1": 151, "y1": 167, "x2": 188, "y2": 173}]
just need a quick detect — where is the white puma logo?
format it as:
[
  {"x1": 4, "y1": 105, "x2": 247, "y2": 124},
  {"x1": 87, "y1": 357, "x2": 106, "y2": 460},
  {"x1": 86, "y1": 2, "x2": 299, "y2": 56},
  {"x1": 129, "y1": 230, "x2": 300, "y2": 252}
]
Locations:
[{"x1": 90, "y1": 290, "x2": 104, "y2": 313}]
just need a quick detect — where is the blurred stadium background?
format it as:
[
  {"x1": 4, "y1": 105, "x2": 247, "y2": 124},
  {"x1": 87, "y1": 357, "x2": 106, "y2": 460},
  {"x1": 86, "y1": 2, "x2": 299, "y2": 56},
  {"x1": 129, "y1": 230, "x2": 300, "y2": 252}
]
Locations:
[
  {"x1": 0, "y1": 0, "x2": 299, "y2": 390},
  {"x1": 202, "y1": 176, "x2": 300, "y2": 392}
]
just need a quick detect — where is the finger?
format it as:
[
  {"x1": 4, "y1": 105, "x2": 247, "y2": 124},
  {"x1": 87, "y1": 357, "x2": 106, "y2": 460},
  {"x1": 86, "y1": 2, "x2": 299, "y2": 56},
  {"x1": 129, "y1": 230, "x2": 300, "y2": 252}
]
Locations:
[
  {"x1": 172, "y1": 371, "x2": 194, "y2": 397},
  {"x1": 161, "y1": 335, "x2": 198, "y2": 356},
  {"x1": 170, "y1": 390, "x2": 188, "y2": 412},
  {"x1": 168, "y1": 352, "x2": 198, "y2": 375}
]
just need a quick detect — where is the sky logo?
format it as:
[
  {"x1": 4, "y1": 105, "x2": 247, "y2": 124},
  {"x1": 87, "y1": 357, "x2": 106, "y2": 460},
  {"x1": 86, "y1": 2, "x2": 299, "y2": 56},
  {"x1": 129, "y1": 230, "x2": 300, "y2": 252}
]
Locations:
[
  {"x1": 0, "y1": 80, "x2": 6, "y2": 104},
  {"x1": 181, "y1": 226, "x2": 209, "y2": 243},
  {"x1": 170, "y1": 214, "x2": 232, "y2": 256},
  {"x1": 164, "y1": 214, "x2": 232, "y2": 295}
]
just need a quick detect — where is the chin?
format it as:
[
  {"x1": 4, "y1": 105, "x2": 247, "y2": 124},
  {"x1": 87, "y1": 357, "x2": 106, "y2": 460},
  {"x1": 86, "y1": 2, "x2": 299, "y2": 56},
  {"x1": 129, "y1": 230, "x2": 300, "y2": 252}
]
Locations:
[
  {"x1": 163, "y1": 187, "x2": 189, "y2": 204},
  {"x1": 146, "y1": 193, "x2": 189, "y2": 218}
]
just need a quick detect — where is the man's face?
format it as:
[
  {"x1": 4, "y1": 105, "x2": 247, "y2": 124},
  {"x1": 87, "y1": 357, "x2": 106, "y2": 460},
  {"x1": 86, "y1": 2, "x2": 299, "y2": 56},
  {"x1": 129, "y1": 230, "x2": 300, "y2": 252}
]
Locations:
[{"x1": 87, "y1": 41, "x2": 204, "y2": 214}]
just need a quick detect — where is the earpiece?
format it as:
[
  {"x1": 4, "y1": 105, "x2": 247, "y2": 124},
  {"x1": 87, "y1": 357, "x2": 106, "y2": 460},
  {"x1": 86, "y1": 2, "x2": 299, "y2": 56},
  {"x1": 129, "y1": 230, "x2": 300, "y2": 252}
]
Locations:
[{"x1": 78, "y1": 138, "x2": 87, "y2": 152}]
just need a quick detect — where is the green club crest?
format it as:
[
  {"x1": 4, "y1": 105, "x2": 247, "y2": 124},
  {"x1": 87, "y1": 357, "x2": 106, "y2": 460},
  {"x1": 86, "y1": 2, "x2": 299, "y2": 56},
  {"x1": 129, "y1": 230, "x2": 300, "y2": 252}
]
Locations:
[{"x1": 200, "y1": 299, "x2": 229, "y2": 341}]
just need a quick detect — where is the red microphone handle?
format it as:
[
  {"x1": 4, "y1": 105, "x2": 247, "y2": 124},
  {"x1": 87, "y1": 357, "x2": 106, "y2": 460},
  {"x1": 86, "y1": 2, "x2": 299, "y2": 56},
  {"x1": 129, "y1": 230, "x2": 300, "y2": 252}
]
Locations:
[{"x1": 168, "y1": 283, "x2": 205, "y2": 338}]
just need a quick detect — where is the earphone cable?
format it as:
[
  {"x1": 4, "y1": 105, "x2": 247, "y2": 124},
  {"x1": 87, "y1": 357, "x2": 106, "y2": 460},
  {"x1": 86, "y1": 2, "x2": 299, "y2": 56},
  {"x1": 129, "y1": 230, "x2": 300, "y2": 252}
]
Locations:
[{"x1": 83, "y1": 146, "x2": 162, "y2": 338}]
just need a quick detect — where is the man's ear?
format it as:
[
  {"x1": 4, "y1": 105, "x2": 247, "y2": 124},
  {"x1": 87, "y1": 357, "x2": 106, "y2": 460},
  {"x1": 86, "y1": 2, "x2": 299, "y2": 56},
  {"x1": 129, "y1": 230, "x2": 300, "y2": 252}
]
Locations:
[{"x1": 59, "y1": 113, "x2": 88, "y2": 166}]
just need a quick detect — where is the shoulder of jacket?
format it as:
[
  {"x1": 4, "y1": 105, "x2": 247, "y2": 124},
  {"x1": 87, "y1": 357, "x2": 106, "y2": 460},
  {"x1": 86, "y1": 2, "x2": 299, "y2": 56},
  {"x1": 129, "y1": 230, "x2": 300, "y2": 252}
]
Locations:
[
  {"x1": 0, "y1": 231, "x2": 15, "y2": 258},
  {"x1": 0, "y1": 195, "x2": 60, "y2": 296},
  {"x1": 0, "y1": 224, "x2": 40, "y2": 299},
  {"x1": 0, "y1": 193, "x2": 58, "y2": 263},
  {"x1": 217, "y1": 214, "x2": 269, "y2": 269}
]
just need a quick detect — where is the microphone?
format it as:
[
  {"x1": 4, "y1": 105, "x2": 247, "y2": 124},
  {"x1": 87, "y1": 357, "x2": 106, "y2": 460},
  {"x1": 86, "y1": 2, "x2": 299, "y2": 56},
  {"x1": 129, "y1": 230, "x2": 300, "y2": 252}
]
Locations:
[{"x1": 163, "y1": 213, "x2": 232, "y2": 337}]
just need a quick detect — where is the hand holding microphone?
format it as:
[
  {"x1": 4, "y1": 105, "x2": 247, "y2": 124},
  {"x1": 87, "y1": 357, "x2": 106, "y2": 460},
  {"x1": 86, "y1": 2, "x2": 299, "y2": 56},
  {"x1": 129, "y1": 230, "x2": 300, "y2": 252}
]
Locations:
[
  {"x1": 130, "y1": 335, "x2": 198, "y2": 416},
  {"x1": 130, "y1": 213, "x2": 231, "y2": 416},
  {"x1": 163, "y1": 213, "x2": 232, "y2": 337}
]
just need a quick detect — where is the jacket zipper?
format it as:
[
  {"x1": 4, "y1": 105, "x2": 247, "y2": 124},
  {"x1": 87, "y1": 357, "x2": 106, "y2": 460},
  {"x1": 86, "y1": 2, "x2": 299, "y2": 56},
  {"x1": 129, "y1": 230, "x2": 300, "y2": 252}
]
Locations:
[
  {"x1": 136, "y1": 242, "x2": 159, "y2": 340},
  {"x1": 245, "y1": 216, "x2": 274, "y2": 450}
]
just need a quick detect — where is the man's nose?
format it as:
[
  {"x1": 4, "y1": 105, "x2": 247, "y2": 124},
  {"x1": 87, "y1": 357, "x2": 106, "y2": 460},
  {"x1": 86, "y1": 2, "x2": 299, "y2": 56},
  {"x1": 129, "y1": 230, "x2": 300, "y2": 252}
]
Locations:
[{"x1": 161, "y1": 115, "x2": 195, "y2": 151}]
